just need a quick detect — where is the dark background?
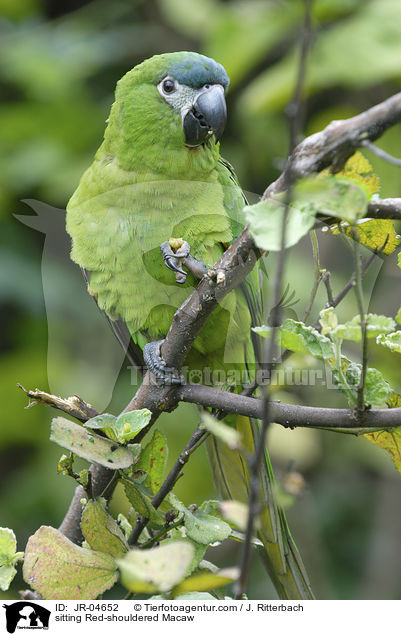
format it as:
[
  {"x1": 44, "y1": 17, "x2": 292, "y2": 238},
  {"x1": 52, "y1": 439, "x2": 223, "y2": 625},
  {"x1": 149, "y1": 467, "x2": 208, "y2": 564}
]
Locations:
[{"x1": 1, "y1": 0, "x2": 401, "y2": 599}]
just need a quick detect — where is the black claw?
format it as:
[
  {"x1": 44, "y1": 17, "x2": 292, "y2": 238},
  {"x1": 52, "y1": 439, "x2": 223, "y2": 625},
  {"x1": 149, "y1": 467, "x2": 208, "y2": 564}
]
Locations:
[
  {"x1": 143, "y1": 340, "x2": 184, "y2": 385},
  {"x1": 160, "y1": 241, "x2": 190, "y2": 280}
]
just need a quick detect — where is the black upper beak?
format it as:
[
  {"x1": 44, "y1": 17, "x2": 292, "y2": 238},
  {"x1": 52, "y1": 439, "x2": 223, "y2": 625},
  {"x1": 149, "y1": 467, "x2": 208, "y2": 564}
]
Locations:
[{"x1": 183, "y1": 85, "x2": 227, "y2": 148}]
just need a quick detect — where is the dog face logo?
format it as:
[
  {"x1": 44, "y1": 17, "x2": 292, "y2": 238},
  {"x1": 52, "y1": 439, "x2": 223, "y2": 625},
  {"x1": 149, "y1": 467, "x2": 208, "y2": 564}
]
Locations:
[{"x1": 3, "y1": 602, "x2": 50, "y2": 633}]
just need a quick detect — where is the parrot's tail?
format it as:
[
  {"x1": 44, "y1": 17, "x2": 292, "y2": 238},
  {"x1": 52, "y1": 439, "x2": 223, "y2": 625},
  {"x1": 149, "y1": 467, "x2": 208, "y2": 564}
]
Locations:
[{"x1": 206, "y1": 414, "x2": 314, "y2": 600}]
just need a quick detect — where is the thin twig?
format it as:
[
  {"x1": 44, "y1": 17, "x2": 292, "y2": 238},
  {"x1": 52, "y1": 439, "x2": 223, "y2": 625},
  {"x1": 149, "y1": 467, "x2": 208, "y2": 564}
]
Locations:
[
  {"x1": 138, "y1": 518, "x2": 183, "y2": 549},
  {"x1": 17, "y1": 384, "x2": 99, "y2": 422},
  {"x1": 362, "y1": 140, "x2": 401, "y2": 168},
  {"x1": 128, "y1": 427, "x2": 209, "y2": 545},
  {"x1": 311, "y1": 240, "x2": 386, "y2": 331},
  {"x1": 351, "y1": 227, "x2": 368, "y2": 412},
  {"x1": 303, "y1": 230, "x2": 322, "y2": 322}
]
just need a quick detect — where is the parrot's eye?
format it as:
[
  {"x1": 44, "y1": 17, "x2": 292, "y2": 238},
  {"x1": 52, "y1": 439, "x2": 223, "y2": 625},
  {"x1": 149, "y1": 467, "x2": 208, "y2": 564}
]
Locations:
[{"x1": 162, "y1": 78, "x2": 176, "y2": 94}]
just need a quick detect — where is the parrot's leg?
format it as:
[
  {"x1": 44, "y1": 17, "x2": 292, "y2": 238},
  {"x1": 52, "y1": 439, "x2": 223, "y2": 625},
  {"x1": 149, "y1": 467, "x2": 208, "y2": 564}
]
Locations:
[
  {"x1": 143, "y1": 340, "x2": 184, "y2": 385},
  {"x1": 160, "y1": 239, "x2": 208, "y2": 283}
]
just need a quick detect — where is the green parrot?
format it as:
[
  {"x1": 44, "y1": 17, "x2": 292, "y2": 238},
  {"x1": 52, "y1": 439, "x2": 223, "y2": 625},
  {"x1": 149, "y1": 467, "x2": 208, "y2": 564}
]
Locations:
[{"x1": 66, "y1": 51, "x2": 314, "y2": 599}]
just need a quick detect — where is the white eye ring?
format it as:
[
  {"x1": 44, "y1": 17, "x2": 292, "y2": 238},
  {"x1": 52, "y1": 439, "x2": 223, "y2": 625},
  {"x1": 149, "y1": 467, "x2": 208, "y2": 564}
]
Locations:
[{"x1": 161, "y1": 77, "x2": 176, "y2": 94}]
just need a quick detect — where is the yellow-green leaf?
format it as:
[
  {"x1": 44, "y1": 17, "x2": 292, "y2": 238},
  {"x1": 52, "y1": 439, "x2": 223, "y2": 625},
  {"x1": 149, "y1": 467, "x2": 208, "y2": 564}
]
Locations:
[
  {"x1": 364, "y1": 429, "x2": 401, "y2": 474},
  {"x1": 81, "y1": 499, "x2": 128, "y2": 558},
  {"x1": 332, "y1": 219, "x2": 400, "y2": 255},
  {"x1": 172, "y1": 567, "x2": 239, "y2": 596},
  {"x1": 387, "y1": 392, "x2": 401, "y2": 408},
  {"x1": 23, "y1": 526, "x2": 117, "y2": 599},
  {"x1": 122, "y1": 479, "x2": 165, "y2": 528},
  {"x1": 136, "y1": 430, "x2": 167, "y2": 495},
  {"x1": 323, "y1": 151, "x2": 380, "y2": 196},
  {"x1": 50, "y1": 417, "x2": 134, "y2": 469},
  {"x1": 0, "y1": 527, "x2": 23, "y2": 591}
]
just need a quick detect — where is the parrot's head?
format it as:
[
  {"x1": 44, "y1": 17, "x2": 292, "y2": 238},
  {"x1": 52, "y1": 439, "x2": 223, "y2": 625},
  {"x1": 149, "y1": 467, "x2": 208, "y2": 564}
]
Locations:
[{"x1": 105, "y1": 52, "x2": 230, "y2": 173}]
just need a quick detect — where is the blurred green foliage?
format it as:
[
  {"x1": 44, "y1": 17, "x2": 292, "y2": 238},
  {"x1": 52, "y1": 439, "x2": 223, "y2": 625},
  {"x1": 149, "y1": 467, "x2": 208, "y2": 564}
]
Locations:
[{"x1": 1, "y1": 0, "x2": 401, "y2": 600}]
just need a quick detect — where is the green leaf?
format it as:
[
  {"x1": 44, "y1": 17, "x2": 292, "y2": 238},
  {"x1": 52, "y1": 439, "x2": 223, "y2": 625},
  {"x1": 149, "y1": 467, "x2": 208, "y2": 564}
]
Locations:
[
  {"x1": 343, "y1": 363, "x2": 392, "y2": 405},
  {"x1": 50, "y1": 417, "x2": 134, "y2": 469},
  {"x1": 136, "y1": 430, "x2": 167, "y2": 495},
  {"x1": 83, "y1": 413, "x2": 118, "y2": 442},
  {"x1": 387, "y1": 392, "x2": 401, "y2": 408},
  {"x1": 0, "y1": 527, "x2": 23, "y2": 592},
  {"x1": 364, "y1": 429, "x2": 401, "y2": 474},
  {"x1": 81, "y1": 499, "x2": 128, "y2": 558},
  {"x1": 84, "y1": 413, "x2": 116, "y2": 429},
  {"x1": 122, "y1": 479, "x2": 165, "y2": 528},
  {"x1": 84, "y1": 410, "x2": 152, "y2": 444},
  {"x1": 377, "y1": 331, "x2": 401, "y2": 353},
  {"x1": 254, "y1": 319, "x2": 335, "y2": 360},
  {"x1": 218, "y1": 500, "x2": 249, "y2": 531},
  {"x1": 172, "y1": 567, "x2": 239, "y2": 596},
  {"x1": 332, "y1": 219, "x2": 400, "y2": 255},
  {"x1": 114, "y1": 409, "x2": 152, "y2": 443},
  {"x1": 396, "y1": 308, "x2": 401, "y2": 326},
  {"x1": 319, "y1": 307, "x2": 338, "y2": 335},
  {"x1": 332, "y1": 314, "x2": 396, "y2": 342},
  {"x1": 117, "y1": 514, "x2": 133, "y2": 541},
  {"x1": 200, "y1": 412, "x2": 243, "y2": 450},
  {"x1": 23, "y1": 526, "x2": 117, "y2": 599},
  {"x1": 245, "y1": 194, "x2": 317, "y2": 251},
  {"x1": 169, "y1": 493, "x2": 231, "y2": 545},
  {"x1": 294, "y1": 175, "x2": 368, "y2": 223},
  {"x1": 117, "y1": 541, "x2": 194, "y2": 594},
  {"x1": 184, "y1": 511, "x2": 232, "y2": 546}
]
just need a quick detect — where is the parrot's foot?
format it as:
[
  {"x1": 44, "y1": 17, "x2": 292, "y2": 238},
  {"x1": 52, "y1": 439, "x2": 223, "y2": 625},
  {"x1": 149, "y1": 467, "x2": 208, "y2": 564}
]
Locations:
[
  {"x1": 143, "y1": 340, "x2": 184, "y2": 385},
  {"x1": 160, "y1": 239, "x2": 208, "y2": 284}
]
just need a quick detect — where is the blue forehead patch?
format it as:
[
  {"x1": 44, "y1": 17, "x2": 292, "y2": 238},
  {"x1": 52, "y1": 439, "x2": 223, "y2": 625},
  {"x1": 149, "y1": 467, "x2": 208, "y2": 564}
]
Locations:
[{"x1": 165, "y1": 52, "x2": 230, "y2": 90}]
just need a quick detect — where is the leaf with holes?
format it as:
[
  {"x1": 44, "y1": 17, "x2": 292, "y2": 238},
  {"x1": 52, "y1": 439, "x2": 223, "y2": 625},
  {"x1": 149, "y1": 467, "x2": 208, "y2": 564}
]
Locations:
[{"x1": 50, "y1": 417, "x2": 134, "y2": 469}]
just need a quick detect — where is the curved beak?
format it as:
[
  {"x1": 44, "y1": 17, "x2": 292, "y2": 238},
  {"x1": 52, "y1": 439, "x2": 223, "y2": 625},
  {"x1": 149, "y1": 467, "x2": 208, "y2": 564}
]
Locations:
[{"x1": 183, "y1": 84, "x2": 227, "y2": 148}]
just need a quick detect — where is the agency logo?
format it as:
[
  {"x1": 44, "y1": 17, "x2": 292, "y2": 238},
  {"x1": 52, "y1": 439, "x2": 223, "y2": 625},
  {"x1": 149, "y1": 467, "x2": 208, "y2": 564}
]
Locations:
[{"x1": 3, "y1": 602, "x2": 50, "y2": 633}]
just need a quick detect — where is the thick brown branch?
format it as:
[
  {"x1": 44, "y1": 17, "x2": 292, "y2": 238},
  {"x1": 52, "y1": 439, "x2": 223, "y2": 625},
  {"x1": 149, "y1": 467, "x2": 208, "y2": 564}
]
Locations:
[
  {"x1": 367, "y1": 198, "x2": 401, "y2": 221},
  {"x1": 178, "y1": 384, "x2": 401, "y2": 429}
]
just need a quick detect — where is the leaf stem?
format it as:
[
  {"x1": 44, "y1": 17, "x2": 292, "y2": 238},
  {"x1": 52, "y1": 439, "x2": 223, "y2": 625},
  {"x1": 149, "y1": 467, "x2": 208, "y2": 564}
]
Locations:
[
  {"x1": 351, "y1": 227, "x2": 368, "y2": 412},
  {"x1": 303, "y1": 230, "x2": 323, "y2": 322}
]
